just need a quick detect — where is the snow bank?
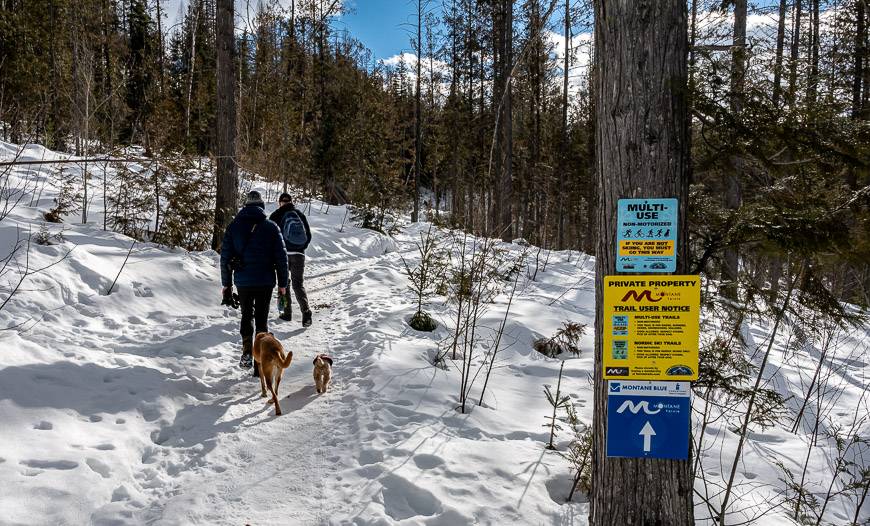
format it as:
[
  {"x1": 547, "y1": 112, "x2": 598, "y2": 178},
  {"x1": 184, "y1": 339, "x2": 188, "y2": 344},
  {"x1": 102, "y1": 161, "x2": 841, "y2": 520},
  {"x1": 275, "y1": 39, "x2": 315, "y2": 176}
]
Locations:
[{"x1": 0, "y1": 140, "x2": 867, "y2": 525}]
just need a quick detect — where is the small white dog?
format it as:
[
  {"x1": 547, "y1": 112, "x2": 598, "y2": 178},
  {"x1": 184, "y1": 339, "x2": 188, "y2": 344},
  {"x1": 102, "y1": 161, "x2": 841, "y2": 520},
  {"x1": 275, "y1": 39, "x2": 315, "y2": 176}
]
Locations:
[{"x1": 313, "y1": 354, "x2": 333, "y2": 394}]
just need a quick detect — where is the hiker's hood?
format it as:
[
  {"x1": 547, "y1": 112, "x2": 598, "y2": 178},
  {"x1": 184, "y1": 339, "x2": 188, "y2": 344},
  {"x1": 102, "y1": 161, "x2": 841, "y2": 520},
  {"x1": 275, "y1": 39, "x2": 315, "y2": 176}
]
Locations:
[{"x1": 236, "y1": 203, "x2": 268, "y2": 222}]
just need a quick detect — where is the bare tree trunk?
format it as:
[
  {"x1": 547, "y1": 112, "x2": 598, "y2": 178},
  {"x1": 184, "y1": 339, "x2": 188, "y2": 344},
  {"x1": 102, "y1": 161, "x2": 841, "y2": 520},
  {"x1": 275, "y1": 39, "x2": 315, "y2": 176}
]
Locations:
[
  {"x1": 499, "y1": 0, "x2": 513, "y2": 241},
  {"x1": 689, "y1": 0, "x2": 698, "y2": 89},
  {"x1": 807, "y1": 0, "x2": 820, "y2": 106},
  {"x1": 788, "y1": 0, "x2": 802, "y2": 108},
  {"x1": 413, "y1": 0, "x2": 422, "y2": 223},
  {"x1": 590, "y1": 0, "x2": 693, "y2": 523},
  {"x1": 558, "y1": 0, "x2": 569, "y2": 250},
  {"x1": 853, "y1": 0, "x2": 866, "y2": 119},
  {"x1": 491, "y1": 2, "x2": 502, "y2": 235},
  {"x1": 723, "y1": 0, "x2": 747, "y2": 301},
  {"x1": 212, "y1": 0, "x2": 238, "y2": 250},
  {"x1": 156, "y1": 0, "x2": 165, "y2": 92},
  {"x1": 773, "y1": 0, "x2": 788, "y2": 107},
  {"x1": 185, "y1": 0, "x2": 200, "y2": 138}
]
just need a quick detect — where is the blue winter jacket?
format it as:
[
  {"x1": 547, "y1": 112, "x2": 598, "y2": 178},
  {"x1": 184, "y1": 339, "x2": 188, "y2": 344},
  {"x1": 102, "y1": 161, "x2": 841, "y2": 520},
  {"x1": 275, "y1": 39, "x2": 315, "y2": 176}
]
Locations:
[{"x1": 220, "y1": 204, "x2": 290, "y2": 289}]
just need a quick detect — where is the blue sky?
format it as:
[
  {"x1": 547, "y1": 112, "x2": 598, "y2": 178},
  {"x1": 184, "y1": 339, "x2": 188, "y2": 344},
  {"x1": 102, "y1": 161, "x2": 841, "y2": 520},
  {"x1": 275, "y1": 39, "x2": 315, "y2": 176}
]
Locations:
[
  {"x1": 166, "y1": 0, "x2": 420, "y2": 61},
  {"x1": 338, "y1": 0, "x2": 420, "y2": 61}
]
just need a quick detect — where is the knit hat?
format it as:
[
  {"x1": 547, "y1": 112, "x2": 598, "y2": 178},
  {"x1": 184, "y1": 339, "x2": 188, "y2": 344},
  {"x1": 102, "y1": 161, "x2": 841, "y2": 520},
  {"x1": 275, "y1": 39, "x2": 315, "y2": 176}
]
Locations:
[
  {"x1": 245, "y1": 190, "x2": 264, "y2": 206},
  {"x1": 278, "y1": 192, "x2": 292, "y2": 204}
]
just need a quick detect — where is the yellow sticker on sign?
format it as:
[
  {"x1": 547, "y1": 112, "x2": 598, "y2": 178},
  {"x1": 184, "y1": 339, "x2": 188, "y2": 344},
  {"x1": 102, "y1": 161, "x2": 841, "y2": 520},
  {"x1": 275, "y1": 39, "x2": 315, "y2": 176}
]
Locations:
[{"x1": 602, "y1": 276, "x2": 700, "y2": 380}]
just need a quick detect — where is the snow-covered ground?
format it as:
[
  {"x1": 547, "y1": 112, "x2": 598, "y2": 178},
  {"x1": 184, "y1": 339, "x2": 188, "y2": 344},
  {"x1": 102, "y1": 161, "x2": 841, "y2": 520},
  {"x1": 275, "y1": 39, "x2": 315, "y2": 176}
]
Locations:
[{"x1": 0, "y1": 141, "x2": 867, "y2": 525}]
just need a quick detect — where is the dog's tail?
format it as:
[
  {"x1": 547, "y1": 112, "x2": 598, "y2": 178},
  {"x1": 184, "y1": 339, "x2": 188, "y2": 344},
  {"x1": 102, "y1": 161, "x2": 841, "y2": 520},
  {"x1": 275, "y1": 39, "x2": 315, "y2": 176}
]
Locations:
[{"x1": 280, "y1": 350, "x2": 294, "y2": 369}]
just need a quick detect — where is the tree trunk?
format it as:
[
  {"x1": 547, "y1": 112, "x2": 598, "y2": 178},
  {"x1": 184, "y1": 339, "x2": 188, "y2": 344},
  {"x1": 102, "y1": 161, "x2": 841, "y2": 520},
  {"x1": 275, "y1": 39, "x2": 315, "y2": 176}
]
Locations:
[
  {"x1": 723, "y1": 0, "x2": 747, "y2": 301},
  {"x1": 689, "y1": 0, "x2": 698, "y2": 89},
  {"x1": 212, "y1": 0, "x2": 238, "y2": 251},
  {"x1": 557, "y1": 0, "x2": 569, "y2": 250},
  {"x1": 413, "y1": 0, "x2": 422, "y2": 223},
  {"x1": 499, "y1": 0, "x2": 513, "y2": 242},
  {"x1": 156, "y1": 0, "x2": 165, "y2": 93},
  {"x1": 853, "y1": 0, "x2": 866, "y2": 119},
  {"x1": 185, "y1": 0, "x2": 200, "y2": 138},
  {"x1": 807, "y1": 0, "x2": 820, "y2": 106},
  {"x1": 589, "y1": 0, "x2": 693, "y2": 524},
  {"x1": 788, "y1": 0, "x2": 802, "y2": 108},
  {"x1": 773, "y1": 0, "x2": 788, "y2": 107}
]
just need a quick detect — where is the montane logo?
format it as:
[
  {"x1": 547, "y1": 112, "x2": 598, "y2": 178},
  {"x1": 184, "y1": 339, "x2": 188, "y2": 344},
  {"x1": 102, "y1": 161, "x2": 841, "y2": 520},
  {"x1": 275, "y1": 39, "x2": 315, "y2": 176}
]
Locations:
[
  {"x1": 606, "y1": 367, "x2": 629, "y2": 376},
  {"x1": 616, "y1": 400, "x2": 662, "y2": 415},
  {"x1": 620, "y1": 290, "x2": 663, "y2": 303}
]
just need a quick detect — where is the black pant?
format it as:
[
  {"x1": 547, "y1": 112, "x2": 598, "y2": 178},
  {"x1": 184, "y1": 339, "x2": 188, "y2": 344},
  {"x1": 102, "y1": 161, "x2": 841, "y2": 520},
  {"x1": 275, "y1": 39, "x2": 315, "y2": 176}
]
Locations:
[
  {"x1": 282, "y1": 254, "x2": 310, "y2": 315},
  {"x1": 238, "y1": 286, "x2": 273, "y2": 341}
]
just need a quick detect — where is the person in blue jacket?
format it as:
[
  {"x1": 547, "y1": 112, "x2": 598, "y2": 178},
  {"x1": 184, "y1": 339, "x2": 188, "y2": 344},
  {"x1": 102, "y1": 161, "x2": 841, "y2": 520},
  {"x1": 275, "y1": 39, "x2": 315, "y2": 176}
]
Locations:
[{"x1": 220, "y1": 191, "x2": 289, "y2": 372}]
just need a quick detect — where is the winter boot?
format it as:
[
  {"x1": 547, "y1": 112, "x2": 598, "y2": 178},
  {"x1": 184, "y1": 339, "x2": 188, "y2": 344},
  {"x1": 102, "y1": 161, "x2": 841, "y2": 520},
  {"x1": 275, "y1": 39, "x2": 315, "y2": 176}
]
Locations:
[
  {"x1": 239, "y1": 337, "x2": 253, "y2": 369},
  {"x1": 302, "y1": 310, "x2": 312, "y2": 328},
  {"x1": 278, "y1": 291, "x2": 292, "y2": 321}
]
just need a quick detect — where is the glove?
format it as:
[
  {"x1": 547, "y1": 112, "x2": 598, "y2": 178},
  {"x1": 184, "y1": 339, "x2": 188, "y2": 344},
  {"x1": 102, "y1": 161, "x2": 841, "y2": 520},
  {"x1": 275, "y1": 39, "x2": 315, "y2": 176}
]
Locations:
[{"x1": 221, "y1": 287, "x2": 240, "y2": 309}]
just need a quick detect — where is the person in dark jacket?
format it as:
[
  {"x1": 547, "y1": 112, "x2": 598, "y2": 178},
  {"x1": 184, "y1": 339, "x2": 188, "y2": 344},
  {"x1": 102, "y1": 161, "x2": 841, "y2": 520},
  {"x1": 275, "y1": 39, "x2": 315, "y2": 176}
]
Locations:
[
  {"x1": 221, "y1": 191, "x2": 289, "y2": 371},
  {"x1": 269, "y1": 192, "x2": 313, "y2": 327}
]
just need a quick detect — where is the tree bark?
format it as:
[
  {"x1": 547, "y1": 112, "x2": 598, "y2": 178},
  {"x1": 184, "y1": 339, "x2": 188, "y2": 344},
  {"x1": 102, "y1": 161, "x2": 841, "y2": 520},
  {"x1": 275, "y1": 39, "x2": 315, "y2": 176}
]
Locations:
[
  {"x1": 185, "y1": 0, "x2": 200, "y2": 138},
  {"x1": 853, "y1": 0, "x2": 866, "y2": 119},
  {"x1": 499, "y1": 0, "x2": 513, "y2": 241},
  {"x1": 212, "y1": 0, "x2": 238, "y2": 251},
  {"x1": 723, "y1": 0, "x2": 747, "y2": 300},
  {"x1": 557, "y1": 0, "x2": 570, "y2": 250},
  {"x1": 156, "y1": 0, "x2": 165, "y2": 93},
  {"x1": 590, "y1": 0, "x2": 693, "y2": 524},
  {"x1": 807, "y1": 0, "x2": 820, "y2": 106},
  {"x1": 773, "y1": 0, "x2": 788, "y2": 107},
  {"x1": 413, "y1": 0, "x2": 422, "y2": 223},
  {"x1": 788, "y1": 0, "x2": 802, "y2": 108}
]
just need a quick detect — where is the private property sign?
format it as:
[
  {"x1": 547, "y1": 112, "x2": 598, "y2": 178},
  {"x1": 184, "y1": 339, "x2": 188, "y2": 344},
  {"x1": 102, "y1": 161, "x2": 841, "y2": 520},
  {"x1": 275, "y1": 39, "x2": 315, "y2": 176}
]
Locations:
[
  {"x1": 606, "y1": 380, "x2": 691, "y2": 459},
  {"x1": 602, "y1": 276, "x2": 700, "y2": 380},
  {"x1": 616, "y1": 198, "x2": 678, "y2": 273}
]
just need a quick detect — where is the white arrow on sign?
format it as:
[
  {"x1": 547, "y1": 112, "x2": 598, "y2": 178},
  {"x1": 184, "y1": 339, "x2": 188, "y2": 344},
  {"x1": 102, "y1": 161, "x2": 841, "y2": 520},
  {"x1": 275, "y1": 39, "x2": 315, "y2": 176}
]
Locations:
[{"x1": 639, "y1": 421, "x2": 656, "y2": 453}]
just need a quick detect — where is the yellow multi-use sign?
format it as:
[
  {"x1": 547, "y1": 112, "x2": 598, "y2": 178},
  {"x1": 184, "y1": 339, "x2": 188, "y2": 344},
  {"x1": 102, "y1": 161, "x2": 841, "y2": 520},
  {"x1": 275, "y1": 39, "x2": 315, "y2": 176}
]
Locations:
[{"x1": 602, "y1": 276, "x2": 700, "y2": 380}]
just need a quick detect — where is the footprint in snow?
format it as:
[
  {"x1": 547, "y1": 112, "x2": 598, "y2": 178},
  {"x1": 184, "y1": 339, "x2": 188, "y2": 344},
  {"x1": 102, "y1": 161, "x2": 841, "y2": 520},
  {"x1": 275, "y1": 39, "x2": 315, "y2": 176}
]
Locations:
[
  {"x1": 131, "y1": 281, "x2": 155, "y2": 298},
  {"x1": 20, "y1": 459, "x2": 79, "y2": 470},
  {"x1": 86, "y1": 458, "x2": 112, "y2": 478},
  {"x1": 379, "y1": 473, "x2": 443, "y2": 521},
  {"x1": 111, "y1": 485, "x2": 133, "y2": 502},
  {"x1": 358, "y1": 449, "x2": 384, "y2": 466},
  {"x1": 412, "y1": 454, "x2": 445, "y2": 470}
]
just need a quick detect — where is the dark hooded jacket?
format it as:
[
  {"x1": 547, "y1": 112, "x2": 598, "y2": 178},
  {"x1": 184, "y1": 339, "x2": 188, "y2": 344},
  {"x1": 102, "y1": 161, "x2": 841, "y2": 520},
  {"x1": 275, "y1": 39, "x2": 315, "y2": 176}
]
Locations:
[
  {"x1": 269, "y1": 203, "x2": 312, "y2": 254},
  {"x1": 220, "y1": 204, "x2": 289, "y2": 289}
]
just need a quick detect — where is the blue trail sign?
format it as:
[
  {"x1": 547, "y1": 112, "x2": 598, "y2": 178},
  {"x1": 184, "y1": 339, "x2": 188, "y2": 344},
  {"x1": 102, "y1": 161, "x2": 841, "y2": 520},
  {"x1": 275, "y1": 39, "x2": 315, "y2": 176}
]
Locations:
[
  {"x1": 616, "y1": 198, "x2": 678, "y2": 273},
  {"x1": 606, "y1": 380, "x2": 690, "y2": 460}
]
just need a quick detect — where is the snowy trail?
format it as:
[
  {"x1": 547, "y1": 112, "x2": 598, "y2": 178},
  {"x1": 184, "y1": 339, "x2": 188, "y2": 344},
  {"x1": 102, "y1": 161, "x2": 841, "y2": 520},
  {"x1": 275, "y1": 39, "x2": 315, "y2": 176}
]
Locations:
[{"x1": 124, "y1": 254, "x2": 395, "y2": 524}]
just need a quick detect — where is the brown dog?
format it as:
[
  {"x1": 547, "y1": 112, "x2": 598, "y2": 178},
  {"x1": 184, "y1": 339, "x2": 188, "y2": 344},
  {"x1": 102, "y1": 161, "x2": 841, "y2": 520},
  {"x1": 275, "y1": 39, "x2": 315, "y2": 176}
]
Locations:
[
  {"x1": 313, "y1": 354, "x2": 333, "y2": 394},
  {"x1": 252, "y1": 332, "x2": 293, "y2": 415}
]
